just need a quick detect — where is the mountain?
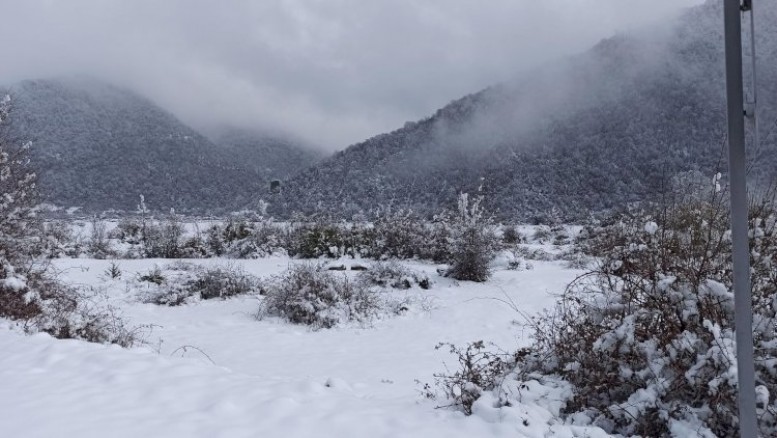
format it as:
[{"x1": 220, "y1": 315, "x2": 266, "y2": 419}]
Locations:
[
  {"x1": 211, "y1": 128, "x2": 322, "y2": 184},
  {"x1": 0, "y1": 77, "x2": 320, "y2": 213},
  {"x1": 271, "y1": 1, "x2": 777, "y2": 222}
]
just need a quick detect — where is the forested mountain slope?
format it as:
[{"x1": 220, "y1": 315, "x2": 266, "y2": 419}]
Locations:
[
  {"x1": 272, "y1": 2, "x2": 777, "y2": 221},
  {"x1": 212, "y1": 128, "x2": 322, "y2": 184},
  {"x1": 0, "y1": 78, "x2": 319, "y2": 213}
]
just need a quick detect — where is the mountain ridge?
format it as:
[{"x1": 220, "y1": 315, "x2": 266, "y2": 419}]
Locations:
[
  {"x1": 0, "y1": 77, "x2": 321, "y2": 213},
  {"x1": 269, "y1": 1, "x2": 777, "y2": 222}
]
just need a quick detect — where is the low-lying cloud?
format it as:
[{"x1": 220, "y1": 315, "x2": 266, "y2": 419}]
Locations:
[{"x1": 0, "y1": 0, "x2": 702, "y2": 150}]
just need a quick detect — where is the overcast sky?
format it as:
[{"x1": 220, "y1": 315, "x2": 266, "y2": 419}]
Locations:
[{"x1": 0, "y1": 0, "x2": 702, "y2": 150}]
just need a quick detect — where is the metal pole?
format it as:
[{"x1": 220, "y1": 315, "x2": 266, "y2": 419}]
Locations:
[{"x1": 724, "y1": 1, "x2": 758, "y2": 436}]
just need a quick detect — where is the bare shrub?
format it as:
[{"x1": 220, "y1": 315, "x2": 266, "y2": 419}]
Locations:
[
  {"x1": 259, "y1": 264, "x2": 380, "y2": 328},
  {"x1": 432, "y1": 341, "x2": 514, "y2": 415}
]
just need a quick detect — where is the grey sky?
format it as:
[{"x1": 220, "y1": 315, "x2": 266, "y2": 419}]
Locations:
[{"x1": 0, "y1": 0, "x2": 702, "y2": 150}]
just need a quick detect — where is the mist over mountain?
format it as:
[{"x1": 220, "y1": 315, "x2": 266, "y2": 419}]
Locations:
[
  {"x1": 211, "y1": 128, "x2": 322, "y2": 183},
  {"x1": 271, "y1": 2, "x2": 777, "y2": 222},
  {"x1": 0, "y1": 77, "x2": 319, "y2": 213},
  {"x1": 1, "y1": 2, "x2": 772, "y2": 221}
]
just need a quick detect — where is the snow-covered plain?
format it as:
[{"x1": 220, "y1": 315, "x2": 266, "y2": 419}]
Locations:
[{"x1": 0, "y1": 253, "x2": 605, "y2": 437}]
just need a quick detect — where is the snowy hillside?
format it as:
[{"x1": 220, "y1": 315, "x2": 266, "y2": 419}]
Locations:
[
  {"x1": 212, "y1": 127, "x2": 322, "y2": 184},
  {"x1": 0, "y1": 77, "x2": 319, "y2": 213},
  {"x1": 272, "y1": 1, "x2": 777, "y2": 222}
]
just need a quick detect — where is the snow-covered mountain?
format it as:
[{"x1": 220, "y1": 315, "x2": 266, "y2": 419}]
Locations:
[
  {"x1": 0, "y1": 77, "x2": 320, "y2": 213},
  {"x1": 211, "y1": 128, "x2": 322, "y2": 185},
  {"x1": 271, "y1": 1, "x2": 777, "y2": 221}
]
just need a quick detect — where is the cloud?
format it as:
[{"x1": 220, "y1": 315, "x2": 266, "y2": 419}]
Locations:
[{"x1": 0, "y1": 0, "x2": 702, "y2": 150}]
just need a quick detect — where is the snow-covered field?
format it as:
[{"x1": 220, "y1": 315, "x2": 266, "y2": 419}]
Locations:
[{"x1": 0, "y1": 254, "x2": 599, "y2": 437}]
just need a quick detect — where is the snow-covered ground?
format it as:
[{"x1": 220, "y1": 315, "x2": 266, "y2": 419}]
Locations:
[{"x1": 0, "y1": 255, "x2": 597, "y2": 437}]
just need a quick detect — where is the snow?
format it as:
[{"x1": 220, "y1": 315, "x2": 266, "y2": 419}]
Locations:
[
  {"x1": 1, "y1": 276, "x2": 26, "y2": 291},
  {"x1": 0, "y1": 256, "x2": 602, "y2": 437}
]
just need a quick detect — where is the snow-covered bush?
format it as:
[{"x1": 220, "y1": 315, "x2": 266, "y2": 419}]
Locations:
[
  {"x1": 111, "y1": 214, "x2": 286, "y2": 259},
  {"x1": 476, "y1": 196, "x2": 777, "y2": 436},
  {"x1": 203, "y1": 216, "x2": 272, "y2": 258},
  {"x1": 431, "y1": 341, "x2": 514, "y2": 415},
  {"x1": 444, "y1": 193, "x2": 497, "y2": 282},
  {"x1": 0, "y1": 98, "x2": 37, "y2": 265},
  {"x1": 235, "y1": 203, "x2": 493, "y2": 267},
  {"x1": 205, "y1": 223, "x2": 226, "y2": 256},
  {"x1": 287, "y1": 221, "x2": 349, "y2": 258},
  {"x1": 501, "y1": 226, "x2": 523, "y2": 245},
  {"x1": 201, "y1": 217, "x2": 294, "y2": 259},
  {"x1": 446, "y1": 226, "x2": 495, "y2": 282},
  {"x1": 143, "y1": 212, "x2": 184, "y2": 258},
  {"x1": 69, "y1": 203, "x2": 499, "y2": 265},
  {"x1": 385, "y1": 293, "x2": 436, "y2": 316},
  {"x1": 531, "y1": 225, "x2": 553, "y2": 244},
  {"x1": 139, "y1": 281, "x2": 189, "y2": 307},
  {"x1": 188, "y1": 265, "x2": 260, "y2": 300},
  {"x1": 24, "y1": 278, "x2": 137, "y2": 347},
  {"x1": 138, "y1": 265, "x2": 166, "y2": 285},
  {"x1": 228, "y1": 220, "x2": 287, "y2": 258},
  {"x1": 1, "y1": 96, "x2": 135, "y2": 345},
  {"x1": 222, "y1": 216, "x2": 253, "y2": 243},
  {"x1": 41, "y1": 220, "x2": 82, "y2": 258},
  {"x1": 179, "y1": 233, "x2": 208, "y2": 258},
  {"x1": 357, "y1": 261, "x2": 431, "y2": 290},
  {"x1": 111, "y1": 217, "x2": 143, "y2": 244},
  {"x1": 367, "y1": 210, "x2": 432, "y2": 260},
  {"x1": 551, "y1": 227, "x2": 571, "y2": 245},
  {"x1": 560, "y1": 249, "x2": 595, "y2": 270},
  {"x1": 88, "y1": 216, "x2": 115, "y2": 259},
  {"x1": 259, "y1": 264, "x2": 380, "y2": 328},
  {"x1": 106, "y1": 210, "x2": 191, "y2": 259},
  {"x1": 138, "y1": 263, "x2": 260, "y2": 305},
  {"x1": 512, "y1": 245, "x2": 557, "y2": 261}
]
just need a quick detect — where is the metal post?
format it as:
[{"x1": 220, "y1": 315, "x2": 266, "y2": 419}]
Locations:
[{"x1": 724, "y1": 1, "x2": 758, "y2": 436}]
